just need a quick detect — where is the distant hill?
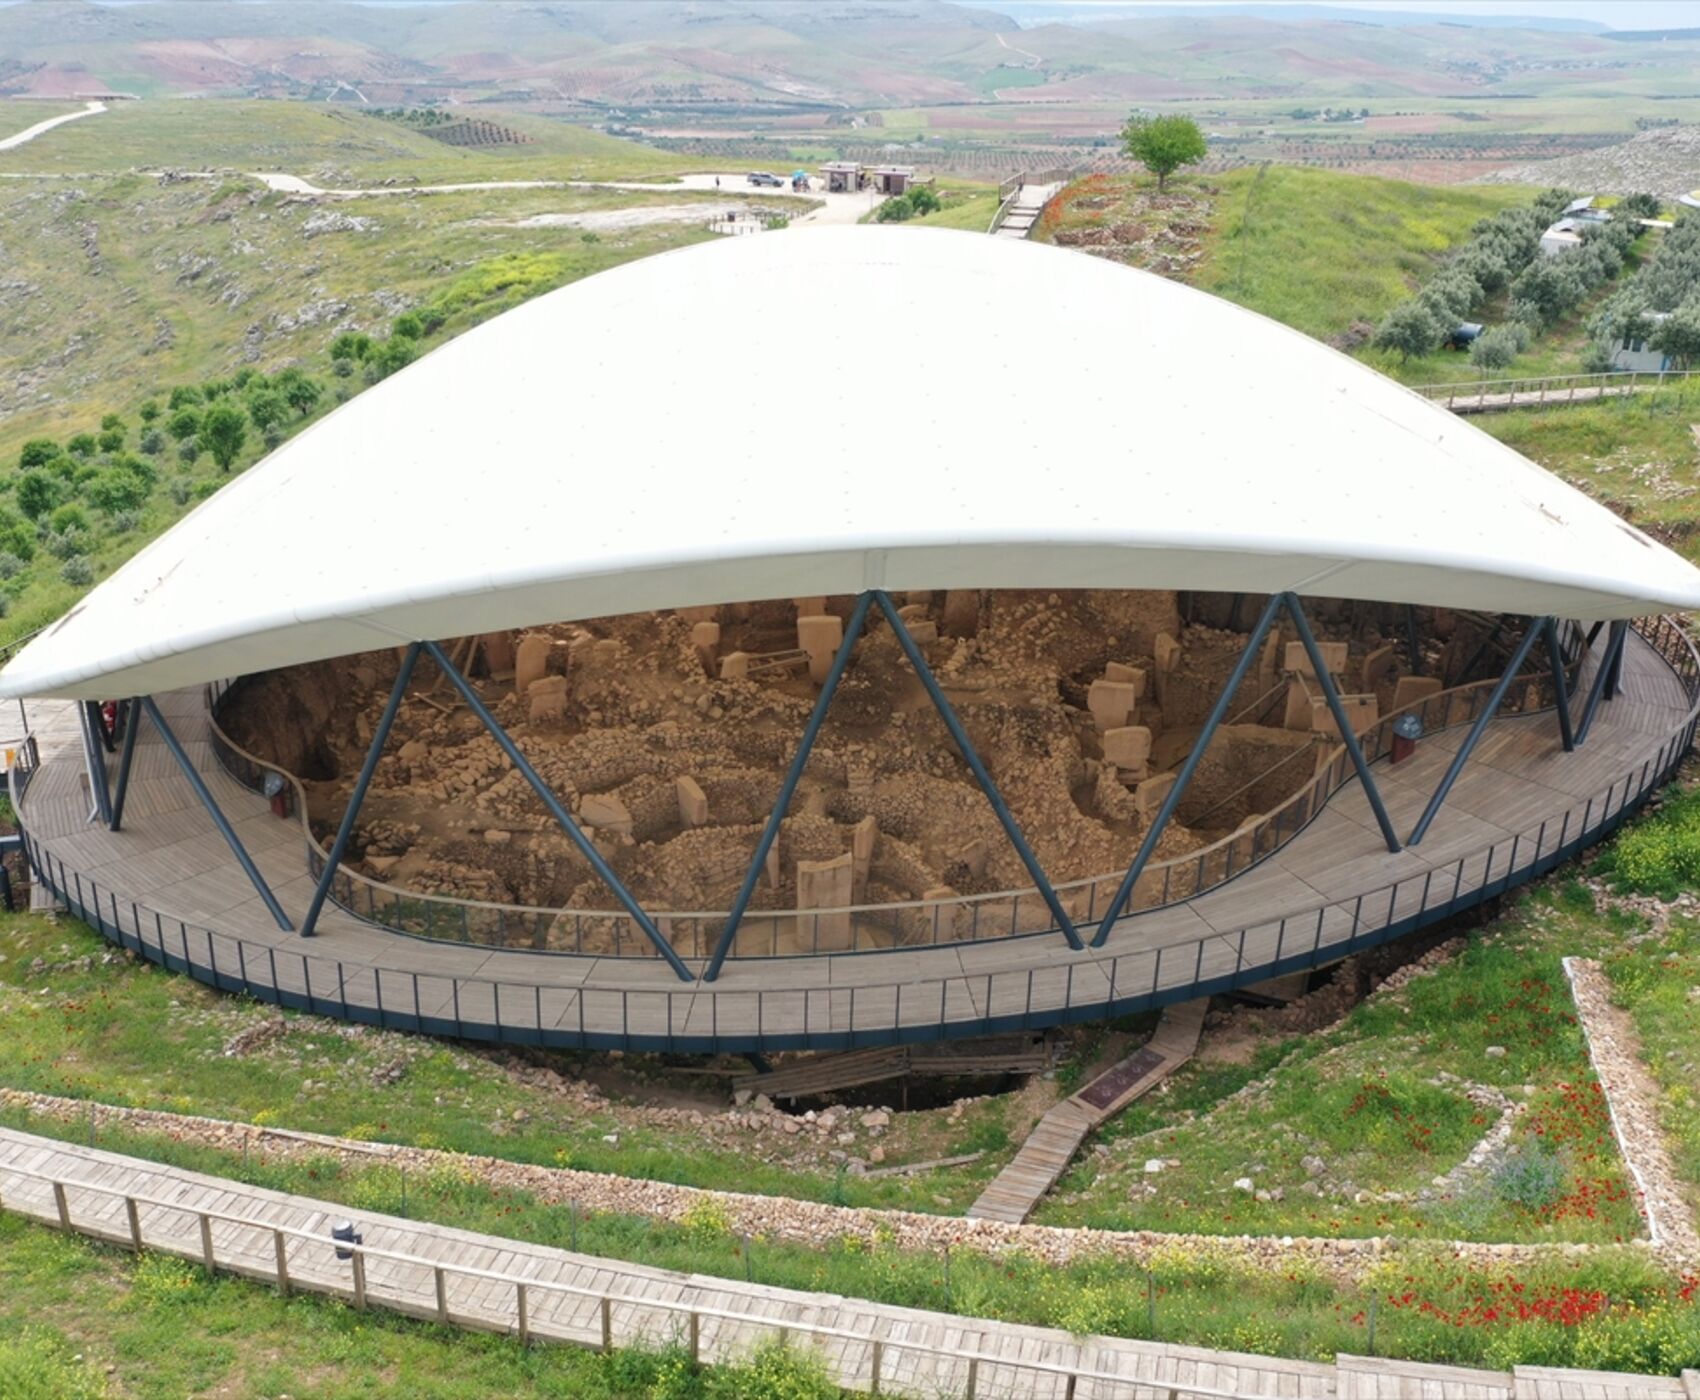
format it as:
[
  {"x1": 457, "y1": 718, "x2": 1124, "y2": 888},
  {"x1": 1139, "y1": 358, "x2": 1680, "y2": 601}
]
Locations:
[
  {"x1": 985, "y1": 3, "x2": 1609, "y2": 33},
  {"x1": 0, "y1": 0, "x2": 1688, "y2": 108},
  {"x1": 1482, "y1": 124, "x2": 1700, "y2": 198}
]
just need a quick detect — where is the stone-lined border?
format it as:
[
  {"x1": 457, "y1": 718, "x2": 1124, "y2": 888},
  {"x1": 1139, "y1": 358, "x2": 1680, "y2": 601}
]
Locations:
[
  {"x1": 0, "y1": 1087, "x2": 1672, "y2": 1283},
  {"x1": 1562, "y1": 956, "x2": 1700, "y2": 1258}
]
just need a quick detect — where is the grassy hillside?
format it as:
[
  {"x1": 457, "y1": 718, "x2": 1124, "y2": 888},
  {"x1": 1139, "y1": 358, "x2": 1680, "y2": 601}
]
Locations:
[
  {"x1": 0, "y1": 100, "x2": 708, "y2": 182},
  {"x1": 1034, "y1": 165, "x2": 1527, "y2": 344}
]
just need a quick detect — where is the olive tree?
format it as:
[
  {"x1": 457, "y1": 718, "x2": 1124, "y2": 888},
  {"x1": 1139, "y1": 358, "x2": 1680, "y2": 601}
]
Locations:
[
  {"x1": 199, "y1": 403, "x2": 248, "y2": 472},
  {"x1": 1121, "y1": 115, "x2": 1207, "y2": 191}
]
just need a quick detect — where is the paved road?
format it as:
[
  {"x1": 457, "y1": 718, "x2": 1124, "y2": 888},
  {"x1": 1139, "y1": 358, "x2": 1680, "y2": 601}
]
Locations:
[
  {"x1": 247, "y1": 169, "x2": 876, "y2": 226},
  {"x1": 0, "y1": 100, "x2": 105, "y2": 152}
]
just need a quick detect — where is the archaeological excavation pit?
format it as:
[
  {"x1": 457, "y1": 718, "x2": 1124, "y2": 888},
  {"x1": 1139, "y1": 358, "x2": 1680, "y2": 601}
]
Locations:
[{"x1": 217, "y1": 588, "x2": 1545, "y2": 962}]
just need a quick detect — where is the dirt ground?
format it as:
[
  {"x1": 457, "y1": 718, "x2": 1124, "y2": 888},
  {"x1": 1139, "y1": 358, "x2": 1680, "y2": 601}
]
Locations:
[{"x1": 223, "y1": 590, "x2": 1440, "y2": 944}]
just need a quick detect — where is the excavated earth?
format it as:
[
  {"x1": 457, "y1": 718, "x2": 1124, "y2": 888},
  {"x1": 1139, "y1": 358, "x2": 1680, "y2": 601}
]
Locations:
[{"x1": 221, "y1": 589, "x2": 1448, "y2": 943}]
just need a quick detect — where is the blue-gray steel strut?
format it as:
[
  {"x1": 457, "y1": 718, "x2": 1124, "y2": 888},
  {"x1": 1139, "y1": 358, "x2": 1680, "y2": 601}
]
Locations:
[
  {"x1": 1283, "y1": 593, "x2": 1400, "y2": 854},
  {"x1": 1576, "y1": 620, "x2": 1627, "y2": 747},
  {"x1": 109, "y1": 699, "x2": 140, "y2": 831},
  {"x1": 1406, "y1": 619, "x2": 1543, "y2": 847},
  {"x1": 81, "y1": 701, "x2": 113, "y2": 826},
  {"x1": 874, "y1": 589, "x2": 1085, "y2": 952},
  {"x1": 423, "y1": 640, "x2": 692, "y2": 982},
  {"x1": 139, "y1": 695, "x2": 293, "y2": 931},
  {"x1": 702, "y1": 592, "x2": 875, "y2": 983},
  {"x1": 300, "y1": 644, "x2": 420, "y2": 938},
  {"x1": 1542, "y1": 618, "x2": 1575, "y2": 753},
  {"x1": 1091, "y1": 592, "x2": 1286, "y2": 947}
]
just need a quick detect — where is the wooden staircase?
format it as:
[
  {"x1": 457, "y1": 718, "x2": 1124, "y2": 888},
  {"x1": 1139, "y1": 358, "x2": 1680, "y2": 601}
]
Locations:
[{"x1": 967, "y1": 998, "x2": 1208, "y2": 1225}]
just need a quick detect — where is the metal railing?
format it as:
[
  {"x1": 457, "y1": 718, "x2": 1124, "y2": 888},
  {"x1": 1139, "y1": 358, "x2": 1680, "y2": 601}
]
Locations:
[
  {"x1": 201, "y1": 626, "x2": 1581, "y2": 964},
  {"x1": 1413, "y1": 369, "x2": 1697, "y2": 412},
  {"x1": 0, "y1": 1149, "x2": 1287, "y2": 1399},
  {"x1": 19, "y1": 617, "x2": 1694, "y2": 1053}
]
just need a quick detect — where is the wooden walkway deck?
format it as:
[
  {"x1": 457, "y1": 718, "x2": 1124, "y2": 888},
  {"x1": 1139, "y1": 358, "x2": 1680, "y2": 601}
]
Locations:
[
  {"x1": 12, "y1": 627, "x2": 1698, "y2": 1053},
  {"x1": 0, "y1": 1125, "x2": 1691, "y2": 1400},
  {"x1": 969, "y1": 999, "x2": 1207, "y2": 1224}
]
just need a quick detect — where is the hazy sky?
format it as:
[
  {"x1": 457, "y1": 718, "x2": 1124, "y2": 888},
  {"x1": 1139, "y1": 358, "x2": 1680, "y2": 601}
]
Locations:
[{"x1": 1056, "y1": 0, "x2": 1700, "y2": 27}]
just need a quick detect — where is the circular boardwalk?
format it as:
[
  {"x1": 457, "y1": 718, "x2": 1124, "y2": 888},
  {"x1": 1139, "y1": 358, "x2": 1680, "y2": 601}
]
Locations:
[{"x1": 14, "y1": 625, "x2": 1698, "y2": 1053}]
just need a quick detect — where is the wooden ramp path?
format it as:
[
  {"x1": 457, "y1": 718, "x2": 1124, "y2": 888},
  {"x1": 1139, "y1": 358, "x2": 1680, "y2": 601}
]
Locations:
[
  {"x1": 732, "y1": 1035, "x2": 1049, "y2": 1102},
  {"x1": 969, "y1": 999, "x2": 1209, "y2": 1224},
  {"x1": 1, "y1": 1127, "x2": 1691, "y2": 1400}
]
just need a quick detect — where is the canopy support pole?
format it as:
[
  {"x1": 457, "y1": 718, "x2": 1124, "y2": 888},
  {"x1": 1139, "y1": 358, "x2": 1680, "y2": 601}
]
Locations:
[
  {"x1": 301, "y1": 645, "x2": 420, "y2": 938},
  {"x1": 874, "y1": 590, "x2": 1085, "y2": 952},
  {"x1": 424, "y1": 640, "x2": 691, "y2": 982},
  {"x1": 1576, "y1": 620, "x2": 1627, "y2": 747},
  {"x1": 1407, "y1": 619, "x2": 1543, "y2": 847},
  {"x1": 1542, "y1": 618, "x2": 1575, "y2": 753},
  {"x1": 141, "y1": 695, "x2": 292, "y2": 931},
  {"x1": 109, "y1": 699, "x2": 140, "y2": 832},
  {"x1": 1456, "y1": 615, "x2": 1506, "y2": 685},
  {"x1": 1091, "y1": 593, "x2": 1285, "y2": 947},
  {"x1": 1403, "y1": 605, "x2": 1423, "y2": 678},
  {"x1": 703, "y1": 593, "x2": 874, "y2": 984},
  {"x1": 79, "y1": 702, "x2": 112, "y2": 826},
  {"x1": 1284, "y1": 593, "x2": 1400, "y2": 854}
]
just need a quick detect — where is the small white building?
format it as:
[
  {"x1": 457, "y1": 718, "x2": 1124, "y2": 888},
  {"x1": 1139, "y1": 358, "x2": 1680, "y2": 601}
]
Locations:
[{"x1": 1609, "y1": 311, "x2": 1673, "y2": 374}]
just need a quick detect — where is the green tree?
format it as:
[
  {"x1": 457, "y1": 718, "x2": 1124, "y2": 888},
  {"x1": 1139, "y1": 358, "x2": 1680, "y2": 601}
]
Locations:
[
  {"x1": 86, "y1": 466, "x2": 151, "y2": 514},
  {"x1": 1372, "y1": 300, "x2": 1441, "y2": 362},
  {"x1": 330, "y1": 332, "x2": 373, "y2": 362},
  {"x1": 97, "y1": 425, "x2": 125, "y2": 453},
  {"x1": 281, "y1": 374, "x2": 322, "y2": 417},
  {"x1": 18, "y1": 438, "x2": 58, "y2": 471},
  {"x1": 874, "y1": 194, "x2": 915, "y2": 223},
  {"x1": 1651, "y1": 306, "x2": 1700, "y2": 370},
  {"x1": 391, "y1": 311, "x2": 424, "y2": 340},
  {"x1": 167, "y1": 385, "x2": 204, "y2": 410},
  {"x1": 66, "y1": 433, "x2": 97, "y2": 458},
  {"x1": 166, "y1": 406, "x2": 201, "y2": 442},
  {"x1": 363, "y1": 337, "x2": 415, "y2": 384},
  {"x1": 199, "y1": 403, "x2": 248, "y2": 472},
  {"x1": 1469, "y1": 326, "x2": 1520, "y2": 371},
  {"x1": 907, "y1": 185, "x2": 941, "y2": 215},
  {"x1": 16, "y1": 470, "x2": 63, "y2": 520},
  {"x1": 138, "y1": 399, "x2": 161, "y2": 423},
  {"x1": 245, "y1": 388, "x2": 288, "y2": 434},
  {"x1": 1121, "y1": 114, "x2": 1208, "y2": 191}
]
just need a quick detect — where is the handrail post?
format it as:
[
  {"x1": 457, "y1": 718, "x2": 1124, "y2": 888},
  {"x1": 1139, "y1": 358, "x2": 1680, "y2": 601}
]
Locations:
[
  {"x1": 435, "y1": 1265, "x2": 449, "y2": 1322},
  {"x1": 352, "y1": 1249, "x2": 367, "y2": 1309},
  {"x1": 600, "y1": 1294, "x2": 613, "y2": 1352},
  {"x1": 302, "y1": 644, "x2": 419, "y2": 936},
  {"x1": 274, "y1": 1229, "x2": 291, "y2": 1296},
  {"x1": 199, "y1": 1211, "x2": 216, "y2": 1272},
  {"x1": 53, "y1": 1181, "x2": 71, "y2": 1230},
  {"x1": 125, "y1": 1195, "x2": 143, "y2": 1251}
]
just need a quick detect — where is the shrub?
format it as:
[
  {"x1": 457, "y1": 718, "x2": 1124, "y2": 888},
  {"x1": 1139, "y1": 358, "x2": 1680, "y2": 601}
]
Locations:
[
  {"x1": 66, "y1": 433, "x2": 97, "y2": 458},
  {"x1": 15, "y1": 471, "x2": 63, "y2": 520},
  {"x1": 1597, "y1": 785, "x2": 1700, "y2": 898},
  {"x1": 177, "y1": 441, "x2": 200, "y2": 465},
  {"x1": 245, "y1": 387, "x2": 288, "y2": 434},
  {"x1": 108, "y1": 510, "x2": 140, "y2": 534},
  {"x1": 85, "y1": 467, "x2": 150, "y2": 514},
  {"x1": 1491, "y1": 1141, "x2": 1566, "y2": 1211},
  {"x1": 1470, "y1": 326, "x2": 1521, "y2": 371},
  {"x1": 138, "y1": 427, "x2": 164, "y2": 455},
  {"x1": 166, "y1": 406, "x2": 201, "y2": 441},
  {"x1": 167, "y1": 384, "x2": 203, "y2": 409},
  {"x1": 60, "y1": 556, "x2": 94, "y2": 586},
  {"x1": 49, "y1": 503, "x2": 91, "y2": 535},
  {"x1": 362, "y1": 336, "x2": 416, "y2": 383},
  {"x1": 47, "y1": 527, "x2": 90, "y2": 560},
  {"x1": 391, "y1": 310, "x2": 424, "y2": 339},
  {"x1": 1373, "y1": 300, "x2": 1441, "y2": 360},
  {"x1": 330, "y1": 331, "x2": 372, "y2": 361},
  {"x1": 96, "y1": 426, "x2": 125, "y2": 453},
  {"x1": 168, "y1": 476, "x2": 194, "y2": 506},
  {"x1": 17, "y1": 438, "x2": 58, "y2": 471},
  {"x1": 874, "y1": 195, "x2": 914, "y2": 222},
  {"x1": 138, "y1": 398, "x2": 160, "y2": 423},
  {"x1": 680, "y1": 1194, "x2": 734, "y2": 1243},
  {"x1": 703, "y1": 1339, "x2": 838, "y2": 1400},
  {"x1": 0, "y1": 552, "x2": 23, "y2": 580}
]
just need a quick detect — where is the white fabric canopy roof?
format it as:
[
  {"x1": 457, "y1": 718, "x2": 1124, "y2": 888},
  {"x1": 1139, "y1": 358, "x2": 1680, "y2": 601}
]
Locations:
[{"x1": 7, "y1": 225, "x2": 1700, "y2": 701}]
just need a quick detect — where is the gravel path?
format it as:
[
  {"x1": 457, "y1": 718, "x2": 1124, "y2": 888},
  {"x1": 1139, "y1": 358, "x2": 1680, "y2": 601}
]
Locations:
[
  {"x1": 0, "y1": 100, "x2": 105, "y2": 153},
  {"x1": 1563, "y1": 956, "x2": 1700, "y2": 1260}
]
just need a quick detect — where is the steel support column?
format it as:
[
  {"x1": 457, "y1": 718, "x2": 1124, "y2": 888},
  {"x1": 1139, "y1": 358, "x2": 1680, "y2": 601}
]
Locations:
[
  {"x1": 703, "y1": 593, "x2": 875, "y2": 983},
  {"x1": 301, "y1": 644, "x2": 420, "y2": 938},
  {"x1": 1403, "y1": 604, "x2": 1423, "y2": 678},
  {"x1": 140, "y1": 695, "x2": 293, "y2": 931},
  {"x1": 1283, "y1": 593, "x2": 1400, "y2": 853},
  {"x1": 109, "y1": 699, "x2": 141, "y2": 831},
  {"x1": 1542, "y1": 618, "x2": 1575, "y2": 753},
  {"x1": 1576, "y1": 620, "x2": 1627, "y2": 747},
  {"x1": 79, "y1": 701, "x2": 113, "y2": 826},
  {"x1": 875, "y1": 589, "x2": 1085, "y2": 950},
  {"x1": 424, "y1": 640, "x2": 691, "y2": 981},
  {"x1": 1406, "y1": 620, "x2": 1543, "y2": 847},
  {"x1": 1091, "y1": 592, "x2": 1286, "y2": 947}
]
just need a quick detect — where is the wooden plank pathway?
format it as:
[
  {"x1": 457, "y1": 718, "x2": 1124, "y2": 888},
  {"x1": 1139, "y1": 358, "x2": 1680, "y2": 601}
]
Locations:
[
  {"x1": 732, "y1": 1036, "x2": 1050, "y2": 1102},
  {"x1": 0, "y1": 1126, "x2": 1691, "y2": 1399},
  {"x1": 969, "y1": 999, "x2": 1208, "y2": 1224},
  {"x1": 11, "y1": 627, "x2": 1698, "y2": 1052}
]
